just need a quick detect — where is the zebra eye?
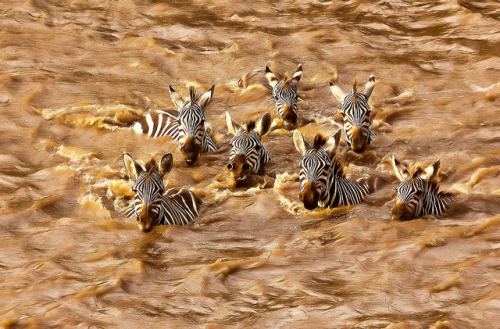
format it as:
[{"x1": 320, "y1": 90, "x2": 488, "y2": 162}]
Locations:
[
  {"x1": 200, "y1": 119, "x2": 205, "y2": 125},
  {"x1": 255, "y1": 144, "x2": 261, "y2": 151}
]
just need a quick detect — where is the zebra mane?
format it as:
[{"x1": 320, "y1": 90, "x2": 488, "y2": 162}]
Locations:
[
  {"x1": 352, "y1": 79, "x2": 358, "y2": 95},
  {"x1": 428, "y1": 180, "x2": 454, "y2": 204},
  {"x1": 245, "y1": 120, "x2": 256, "y2": 131},
  {"x1": 188, "y1": 86, "x2": 200, "y2": 103},
  {"x1": 145, "y1": 158, "x2": 157, "y2": 173},
  {"x1": 282, "y1": 74, "x2": 298, "y2": 89},
  {"x1": 282, "y1": 71, "x2": 290, "y2": 82},
  {"x1": 313, "y1": 134, "x2": 328, "y2": 150}
]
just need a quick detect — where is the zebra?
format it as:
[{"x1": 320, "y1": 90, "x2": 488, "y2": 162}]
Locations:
[
  {"x1": 391, "y1": 156, "x2": 453, "y2": 221},
  {"x1": 225, "y1": 112, "x2": 272, "y2": 181},
  {"x1": 133, "y1": 85, "x2": 217, "y2": 165},
  {"x1": 328, "y1": 75, "x2": 376, "y2": 153},
  {"x1": 292, "y1": 129, "x2": 371, "y2": 210},
  {"x1": 123, "y1": 152, "x2": 202, "y2": 232},
  {"x1": 265, "y1": 64, "x2": 303, "y2": 128}
]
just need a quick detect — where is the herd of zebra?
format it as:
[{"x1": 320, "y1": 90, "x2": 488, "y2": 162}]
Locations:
[{"x1": 123, "y1": 64, "x2": 453, "y2": 233}]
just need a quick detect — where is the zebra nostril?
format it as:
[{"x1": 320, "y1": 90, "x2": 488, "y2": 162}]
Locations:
[
  {"x1": 227, "y1": 163, "x2": 234, "y2": 170},
  {"x1": 242, "y1": 163, "x2": 250, "y2": 172}
]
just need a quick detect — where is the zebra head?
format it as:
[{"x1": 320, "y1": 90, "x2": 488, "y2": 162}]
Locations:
[
  {"x1": 123, "y1": 153, "x2": 173, "y2": 233},
  {"x1": 265, "y1": 64, "x2": 303, "y2": 128},
  {"x1": 329, "y1": 75, "x2": 376, "y2": 153},
  {"x1": 391, "y1": 156, "x2": 441, "y2": 221},
  {"x1": 293, "y1": 129, "x2": 342, "y2": 210},
  {"x1": 226, "y1": 112, "x2": 272, "y2": 181},
  {"x1": 169, "y1": 85, "x2": 215, "y2": 165}
]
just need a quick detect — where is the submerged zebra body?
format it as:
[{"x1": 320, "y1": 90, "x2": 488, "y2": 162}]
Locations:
[
  {"x1": 123, "y1": 153, "x2": 202, "y2": 232},
  {"x1": 293, "y1": 129, "x2": 370, "y2": 210},
  {"x1": 225, "y1": 112, "x2": 272, "y2": 181},
  {"x1": 391, "y1": 156, "x2": 453, "y2": 221},
  {"x1": 329, "y1": 75, "x2": 376, "y2": 153},
  {"x1": 265, "y1": 64, "x2": 303, "y2": 128},
  {"x1": 133, "y1": 85, "x2": 217, "y2": 165}
]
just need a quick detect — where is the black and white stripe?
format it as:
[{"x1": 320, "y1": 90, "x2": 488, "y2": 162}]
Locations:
[
  {"x1": 229, "y1": 130, "x2": 271, "y2": 175},
  {"x1": 395, "y1": 177, "x2": 453, "y2": 220},
  {"x1": 123, "y1": 153, "x2": 202, "y2": 232},
  {"x1": 130, "y1": 173, "x2": 201, "y2": 226},
  {"x1": 299, "y1": 148, "x2": 369, "y2": 208},
  {"x1": 329, "y1": 75, "x2": 376, "y2": 153},
  {"x1": 266, "y1": 64, "x2": 303, "y2": 126},
  {"x1": 341, "y1": 90, "x2": 374, "y2": 148},
  {"x1": 226, "y1": 112, "x2": 272, "y2": 181},
  {"x1": 132, "y1": 85, "x2": 217, "y2": 160},
  {"x1": 392, "y1": 156, "x2": 453, "y2": 221},
  {"x1": 272, "y1": 81, "x2": 299, "y2": 121},
  {"x1": 293, "y1": 129, "x2": 370, "y2": 210}
]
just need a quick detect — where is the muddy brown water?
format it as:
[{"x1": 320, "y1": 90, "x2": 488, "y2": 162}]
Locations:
[{"x1": 1, "y1": 1, "x2": 499, "y2": 328}]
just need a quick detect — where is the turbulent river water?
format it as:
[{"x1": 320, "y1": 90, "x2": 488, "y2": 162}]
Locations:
[{"x1": 1, "y1": 1, "x2": 499, "y2": 328}]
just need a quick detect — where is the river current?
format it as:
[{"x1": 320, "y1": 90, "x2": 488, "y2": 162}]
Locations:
[{"x1": 0, "y1": 1, "x2": 499, "y2": 328}]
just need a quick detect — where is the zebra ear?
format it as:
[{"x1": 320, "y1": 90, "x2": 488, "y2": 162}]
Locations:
[
  {"x1": 291, "y1": 64, "x2": 303, "y2": 85},
  {"x1": 362, "y1": 75, "x2": 376, "y2": 100},
  {"x1": 199, "y1": 85, "x2": 215, "y2": 111},
  {"x1": 225, "y1": 112, "x2": 241, "y2": 136},
  {"x1": 421, "y1": 159, "x2": 440, "y2": 181},
  {"x1": 325, "y1": 129, "x2": 342, "y2": 158},
  {"x1": 265, "y1": 65, "x2": 279, "y2": 88},
  {"x1": 123, "y1": 153, "x2": 143, "y2": 181},
  {"x1": 257, "y1": 112, "x2": 272, "y2": 136},
  {"x1": 391, "y1": 155, "x2": 409, "y2": 181},
  {"x1": 328, "y1": 79, "x2": 346, "y2": 104},
  {"x1": 169, "y1": 85, "x2": 185, "y2": 109},
  {"x1": 293, "y1": 129, "x2": 308, "y2": 154},
  {"x1": 159, "y1": 153, "x2": 174, "y2": 177}
]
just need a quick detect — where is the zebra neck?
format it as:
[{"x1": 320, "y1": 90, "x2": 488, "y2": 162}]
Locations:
[
  {"x1": 201, "y1": 130, "x2": 217, "y2": 152},
  {"x1": 328, "y1": 157, "x2": 346, "y2": 180},
  {"x1": 418, "y1": 181, "x2": 453, "y2": 217},
  {"x1": 320, "y1": 157, "x2": 369, "y2": 207},
  {"x1": 260, "y1": 146, "x2": 271, "y2": 162},
  {"x1": 321, "y1": 158, "x2": 344, "y2": 203}
]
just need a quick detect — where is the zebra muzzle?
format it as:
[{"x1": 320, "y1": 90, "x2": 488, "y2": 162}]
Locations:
[
  {"x1": 300, "y1": 182, "x2": 320, "y2": 210},
  {"x1": 180, "y1": 137, "x2": 200, "y2": 165},
  {"x1": 227, "y1": 154, "x2": 250, "y2": 181},
  {"x1": 281, "y1": 106, "x2": 297, "y2": 127},
  {"x1": 136, "y1": 205, "x2": 156, "y2": 232},
  {"x1": 349, "y1": 127, "x2": 367, "y2": 153},
  {"x1": 391, "y1": 202, "x2": 413, "y2": 221}
]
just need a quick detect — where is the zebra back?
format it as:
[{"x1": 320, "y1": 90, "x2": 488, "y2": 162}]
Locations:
[
  {"x1": 418, "y1": 181, "x2": 454, "y2": 217},
  {"x1": 133, "y1": 109, "x2": 179, "y2": 138},
  {"x1": 158, "y1": 188, "x2": 203, "y2": 225},
  {"x1": 321, "y1": 157, "x2": 370, "y2": 207}
]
